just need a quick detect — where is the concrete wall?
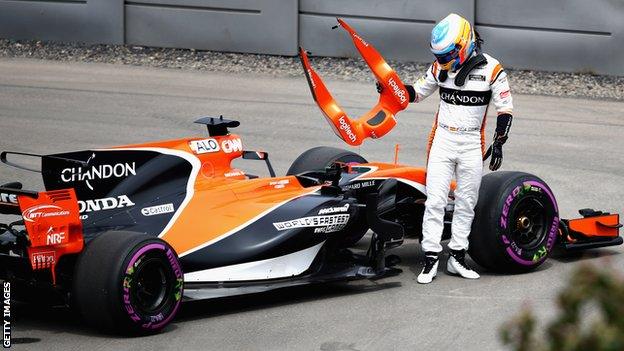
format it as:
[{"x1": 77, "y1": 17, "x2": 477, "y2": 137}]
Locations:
[
  {"x1": 299, "y1": 0, "x2": 473, "y2": 63},
  {"x1": 0, "y1": 0, "x2": 123, "y2": 44},
  {"x1": 475, "y1": 0, "x2": 624, "y2": 75},
  {"x1": 124, "y1": 0, "x2": 298, "y2": 55},
  {"x1": 0, "y1": 0, "x2": 622, "y2": 75},
  {"x1": 299, "y1": 0, "x2": 624, "y2": 76}
]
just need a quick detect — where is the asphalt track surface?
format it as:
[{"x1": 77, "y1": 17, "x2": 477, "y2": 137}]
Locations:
[{"x1": 1, "y1": 59, "x2": 623, "y2": 351}]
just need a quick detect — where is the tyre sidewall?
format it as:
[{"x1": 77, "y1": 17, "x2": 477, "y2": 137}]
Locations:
[
  {"x1": 469, "y1": 172, "x2": 560, "y2": 272},
  {"x1": 74, "y1": 232, "x2": 184, "y2": 334},
  {"x1": 115, "y1": 240, "x2": 184, "y2": 333},
  {"x1": 497, "y1": 179, "x2": 559, "y2": 267}
]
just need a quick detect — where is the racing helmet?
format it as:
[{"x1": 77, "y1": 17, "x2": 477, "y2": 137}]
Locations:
[{"x1": 430, "y1": 13, "x2": 476, "y2": 71}]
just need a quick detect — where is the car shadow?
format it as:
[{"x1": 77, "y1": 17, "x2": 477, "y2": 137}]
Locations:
[
  {"x1": 11, "y1": 300, "x2": 181, "y2": 340},
  {"x1": 475, "y1": 247, "x2": 622, "y2": 277},
  {"x1": 11, "y1": 243, "x2": 620, "y2": 339},
  {"x1": 177, "y1": 280, "x2": 402, "y2": 322},
  {"x1": 12, "y1": 302, "x2": 117, "y2": 340},
  {"x1": 11, "y1": 279, "x2": 401, "y2": 339},
  {"x1": 402, "y1": 237, "x2": 622, "y2": 277},
  {"x1": 549, "y1": 247, "x2": 621, "y2": 263}
]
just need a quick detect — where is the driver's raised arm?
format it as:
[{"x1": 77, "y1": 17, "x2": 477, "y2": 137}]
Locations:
[{"x1": 405, "y1": 62, "x2": 440, "y2": 103}]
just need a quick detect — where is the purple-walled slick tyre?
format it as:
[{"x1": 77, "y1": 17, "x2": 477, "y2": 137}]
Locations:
[
  {"x1": 73, "y1": 231, "x2": 183, "y2": 335},
  {"x1": 468, "y1": 172, "x2": 559, "y2": 273}
]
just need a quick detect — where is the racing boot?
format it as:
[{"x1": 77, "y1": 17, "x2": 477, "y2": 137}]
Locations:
[
  {"x1": 417, "y1": 252, "x2": 439, "y2": 284},
  {"x1": 447, "y1": 249, "x2": 480, "y2": 279}
]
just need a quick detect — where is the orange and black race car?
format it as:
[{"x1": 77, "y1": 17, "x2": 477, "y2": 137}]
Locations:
[
  {"x1": 0, "y1": 117, "x2": 621, "y2": 335},
  {"x1": 0, "y1": 19, "x2": 621, "y2": 336}
]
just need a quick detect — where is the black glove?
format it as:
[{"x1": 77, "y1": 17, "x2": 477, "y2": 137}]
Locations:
[
  {"x1": 488, "y1": 113, "x2": 513, "y2": 171},
  {"x1": 376, "y1": 82, "x2": 417, "y2": 103},
  {"x1": 489, "y1": 141, "x2": 503, "y2": 171},
  {"x1": 495, "y1": 113, "x2": 513, "y2": 144}
]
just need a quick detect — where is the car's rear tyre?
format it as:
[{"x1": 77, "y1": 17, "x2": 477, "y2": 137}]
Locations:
[
  {"x1": 468, "y1": 172, "x2": 559, "y2": 273},
  {"x1": 73, "y1": 231, "x2": 184, "y2": 335},
  {"x1": 287, "y1": 146, "x2": 369, "y2": 247}
]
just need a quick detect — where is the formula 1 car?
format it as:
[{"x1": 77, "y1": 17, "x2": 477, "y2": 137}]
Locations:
[
  {"x1": 0, "y1": 118, "x2": 621, "y2": 335},
  {"x1": 0, "y1": 20, "x2": 621, "y2": 336}
]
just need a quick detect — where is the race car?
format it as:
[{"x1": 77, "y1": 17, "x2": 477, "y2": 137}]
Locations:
[
  {"x1": 0, "y1": 19, "x2": 620, "y2": 336},
  {"x1": 0, "y1": 117, "x2": 620, "y2": 335}
]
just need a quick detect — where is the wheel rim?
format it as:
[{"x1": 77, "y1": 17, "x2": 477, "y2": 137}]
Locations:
[
  {"x1": 509, "y1": 196, "x2": 548, "y2": 250},
  {"x1": 131, "y1": 256, "x2": 173, "y2": 314}
]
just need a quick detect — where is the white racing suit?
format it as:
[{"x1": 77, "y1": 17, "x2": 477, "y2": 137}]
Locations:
[{"x1": 411, "y1": 53, "x2": 513, "y2": 253}]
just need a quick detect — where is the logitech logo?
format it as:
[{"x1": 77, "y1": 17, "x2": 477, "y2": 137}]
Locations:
[
  {"x1": 338, "y1": 116, "x2": 357, "y2": 142},
  {"x1": 388, "y1": 77, "x2": 407, "y2": 103}
]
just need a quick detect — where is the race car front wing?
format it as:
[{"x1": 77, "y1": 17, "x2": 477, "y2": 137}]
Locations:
[{"x1": 559, "y1": 209, "x2": 622, "y2": 250}]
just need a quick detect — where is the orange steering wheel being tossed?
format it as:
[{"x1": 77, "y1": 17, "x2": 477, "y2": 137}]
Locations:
[{"x1": 299, "y1": 18, "x2": 409, "y2": 146}]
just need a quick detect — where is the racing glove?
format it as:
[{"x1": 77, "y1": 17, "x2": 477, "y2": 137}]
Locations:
[
  {"x1": 489, "y1": 113, "x2": 512, "y2": 171},
  {"x1": 376, "y1": 82, "x2": 416, "y2": 102},
  {"x1": 494, "y1": 113, "x2": 513, "y2": 144},
  {"x1": 489, "y1": 141, "x2": 504, "y2": 171},
  {"x1": 376, "y1": 81, "x2": 383, "y2": 93}
]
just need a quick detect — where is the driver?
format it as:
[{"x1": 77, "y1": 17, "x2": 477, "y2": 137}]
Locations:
[{"x1": 381, "y1": 13, "x2": 513, "y2": 284}]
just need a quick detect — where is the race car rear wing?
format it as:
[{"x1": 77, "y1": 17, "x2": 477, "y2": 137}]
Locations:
[
  {"x1": 0, "y1": 184, "x2": 38, "y2": 215},
  {"x1": 1, "y1": 150, "x2": 88, "y2": 173},
  {"x1": 0, "y1": 185, "x2": 84, "y2": 283},
  {"x1": 299, "y1": 18, "x2": 409, "y2": 146}
]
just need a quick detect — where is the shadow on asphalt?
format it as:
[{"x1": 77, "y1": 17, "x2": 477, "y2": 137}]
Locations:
[
  {"x1": 177, "y1": 281, "x2": 401, "y2": 322},
  {"x1": 10, "y1": 245, "x2": 619, "y2": 340},
  {"x1": 12, "y1": 280, "x2": 402, "y2": 339},
  {"x1": 550, "y1": 247, "x2": 620, "y2": 263},
  {"x1": 405, "y1": 243, "x2": 620, "y2": 277},
  {"x1": 12, "y1": 303, "x2": 116, "y2": 340}
]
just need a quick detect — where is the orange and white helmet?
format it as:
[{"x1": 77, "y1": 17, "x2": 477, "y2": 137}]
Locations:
[{"x1": 430, "y1": 13, "x2": 476, "y2": 71}]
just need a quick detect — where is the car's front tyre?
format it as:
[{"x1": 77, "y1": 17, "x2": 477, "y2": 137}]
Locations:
[{"x1": 469, "y1": 172, "x2": 559, "y2": 273}]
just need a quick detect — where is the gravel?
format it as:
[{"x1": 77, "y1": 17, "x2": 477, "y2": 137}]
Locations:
[{"x1": 1, "y1": 39, "x2": 623, "y2": 100}]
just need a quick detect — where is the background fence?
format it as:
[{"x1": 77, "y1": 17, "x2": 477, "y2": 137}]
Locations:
[{"x1": 0, "y1": 0, "x2": 622, "y2": 75}]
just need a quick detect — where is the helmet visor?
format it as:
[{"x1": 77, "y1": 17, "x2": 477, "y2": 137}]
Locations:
[{"x1": 433, "y1": 45, "x2": 461, "y2": 65}]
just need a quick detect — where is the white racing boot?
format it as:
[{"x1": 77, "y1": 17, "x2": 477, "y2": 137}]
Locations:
[
  {"x1": 417, "y1": 252, "x2": 439, "y2": 284},
  {"x1": 447, "y1": 249, "x2": 480, "y2": 279}
]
